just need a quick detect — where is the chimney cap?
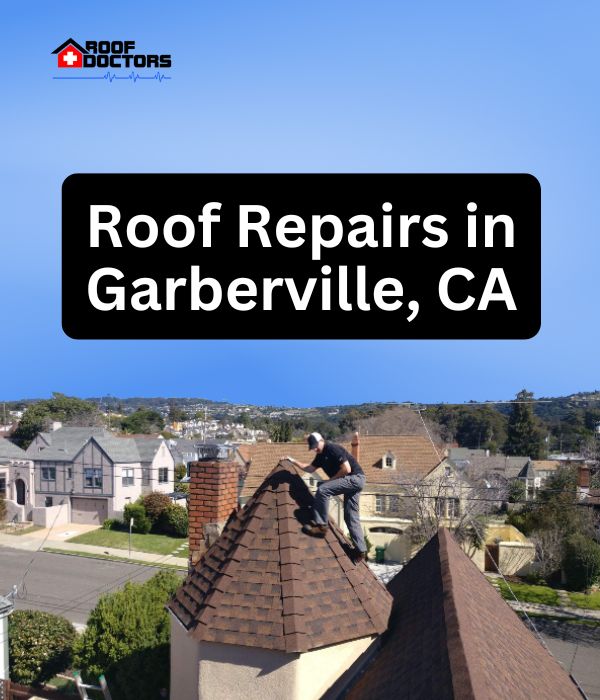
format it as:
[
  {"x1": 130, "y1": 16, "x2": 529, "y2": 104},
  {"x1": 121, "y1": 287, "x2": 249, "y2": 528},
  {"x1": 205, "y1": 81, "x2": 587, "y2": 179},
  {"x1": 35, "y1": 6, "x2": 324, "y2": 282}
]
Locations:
[{"x1": 194, "y1": 442, "x2": 234, "y2": 461}]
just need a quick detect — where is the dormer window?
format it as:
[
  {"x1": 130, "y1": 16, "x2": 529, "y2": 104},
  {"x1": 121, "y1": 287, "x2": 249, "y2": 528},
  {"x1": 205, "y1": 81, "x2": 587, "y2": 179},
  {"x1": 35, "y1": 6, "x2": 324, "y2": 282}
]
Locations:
[{"x1": 383, "y1": 452, "x2": 396, "y2": 469}]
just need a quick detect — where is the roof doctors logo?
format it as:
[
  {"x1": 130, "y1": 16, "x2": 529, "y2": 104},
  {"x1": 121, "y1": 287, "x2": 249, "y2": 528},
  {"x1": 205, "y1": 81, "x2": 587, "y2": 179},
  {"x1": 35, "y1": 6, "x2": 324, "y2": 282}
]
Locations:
[{"x1": 51, "y1": 38, "x2": 172, "y2": 83}]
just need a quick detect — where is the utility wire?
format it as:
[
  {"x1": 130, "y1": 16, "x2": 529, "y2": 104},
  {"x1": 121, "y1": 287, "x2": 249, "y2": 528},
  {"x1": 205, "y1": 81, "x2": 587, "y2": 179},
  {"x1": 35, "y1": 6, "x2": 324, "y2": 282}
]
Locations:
[{"x1": 416, "y1": 410, "x2": 590, "y2": 698}]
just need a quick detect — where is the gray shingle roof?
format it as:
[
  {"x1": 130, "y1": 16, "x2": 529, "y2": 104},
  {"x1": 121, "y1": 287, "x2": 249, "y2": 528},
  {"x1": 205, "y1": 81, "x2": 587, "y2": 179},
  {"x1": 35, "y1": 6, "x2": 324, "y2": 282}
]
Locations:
[
  {"x1": 94, "y1": 436, "x2": 140, "y2": 463},
  {"x1": 518, "y1": 461, "x2": 536, "y2": 479},
  {"x1": 132, "y1": 437, "x2": 164, "y2": 462},
  {"x1": 167, "y1": 439, "x2": 223, "y2": 465},
  {"x1": 26, "y1": 426, "x2": 109, "y2": 460},
  {"x1": 0, "y1": 438, "x2": 28, "y2": 460}
]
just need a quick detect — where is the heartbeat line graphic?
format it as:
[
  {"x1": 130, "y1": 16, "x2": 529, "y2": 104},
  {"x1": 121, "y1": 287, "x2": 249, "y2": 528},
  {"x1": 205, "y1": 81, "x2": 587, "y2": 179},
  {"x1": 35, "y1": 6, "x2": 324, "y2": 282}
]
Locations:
[{"x1": 53, "y1": 71, "x2": 171, "y2": 83}]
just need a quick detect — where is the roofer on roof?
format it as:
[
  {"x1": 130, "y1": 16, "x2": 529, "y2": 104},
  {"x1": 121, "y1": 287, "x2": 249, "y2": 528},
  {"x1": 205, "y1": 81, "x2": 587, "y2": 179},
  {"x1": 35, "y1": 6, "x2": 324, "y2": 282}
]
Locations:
[{"x1": 286, "y1": 432, "x2": 367, "y2": 562}]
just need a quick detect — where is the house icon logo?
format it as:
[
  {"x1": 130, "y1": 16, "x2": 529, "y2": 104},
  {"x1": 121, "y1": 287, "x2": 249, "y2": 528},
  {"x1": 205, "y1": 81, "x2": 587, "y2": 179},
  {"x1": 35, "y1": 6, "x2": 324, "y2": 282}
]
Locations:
[{"x1": 52, "y1": 38, "x2": 88, "y2": 68}]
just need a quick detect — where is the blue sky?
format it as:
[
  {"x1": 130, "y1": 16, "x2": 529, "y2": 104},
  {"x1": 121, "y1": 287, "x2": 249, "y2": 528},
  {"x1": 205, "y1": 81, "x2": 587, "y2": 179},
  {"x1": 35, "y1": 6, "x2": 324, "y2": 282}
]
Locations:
[{"x1": 1, "y1": 2, "x2": 598, "y2": 406}]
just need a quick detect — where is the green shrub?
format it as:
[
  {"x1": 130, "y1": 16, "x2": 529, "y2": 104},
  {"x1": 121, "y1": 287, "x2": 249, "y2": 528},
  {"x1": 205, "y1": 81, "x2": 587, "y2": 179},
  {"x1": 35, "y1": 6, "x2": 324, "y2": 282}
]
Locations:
[
  {"x1": 0, "y1": 496, "x2": 6, "y2": 522},
  {"x1": 73, "y1": 571, "x2": 180, "y2": 700},
  {"x1": 174, "y1": 463, "x2": 187, "y2": 481},
  {"x1": 123, "y1": 502, "x2": 151, "y2": 534},
  {"x1": 159, "y1": 503, "x2": 188, "y2": 537},
  {"x1": 9, "y1": 610, "x2": 76, "y2": 686},
  {"x1": 142, "y1": 492, "x2": 172, "y2": 526},
  {"x1": 102, "y1": 518, "x2": 121, "y2": 531},
  {"x1": 563, "y1": 534, "x2": 600, "y2": 591}
]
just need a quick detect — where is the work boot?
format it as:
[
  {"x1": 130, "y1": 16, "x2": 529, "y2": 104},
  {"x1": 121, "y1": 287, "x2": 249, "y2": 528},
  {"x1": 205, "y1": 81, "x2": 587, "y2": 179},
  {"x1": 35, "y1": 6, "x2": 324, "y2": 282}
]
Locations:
[
  {"x1": 350, "y1": 548, "x2": 368, "y2": 563},
  {"x1": 302, "y1": 522, "x2": 327, "y2": 538}
]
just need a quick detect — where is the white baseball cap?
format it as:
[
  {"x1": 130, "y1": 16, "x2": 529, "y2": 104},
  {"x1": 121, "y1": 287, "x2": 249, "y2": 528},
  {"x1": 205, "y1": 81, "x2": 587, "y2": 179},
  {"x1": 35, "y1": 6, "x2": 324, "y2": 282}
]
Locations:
[{"x1": 307, "y1": 432, "x2": 324, "y2": 450}]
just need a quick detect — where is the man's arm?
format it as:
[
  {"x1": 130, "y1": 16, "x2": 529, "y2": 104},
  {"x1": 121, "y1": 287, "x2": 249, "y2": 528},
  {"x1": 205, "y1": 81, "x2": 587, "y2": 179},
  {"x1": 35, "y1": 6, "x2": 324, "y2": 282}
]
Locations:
[
  {"x1": 331, "y1": 460, "x2": 351, "y2": 479},
  {"x1": 285, "y1": 456, "x2": 317, "y2": 473}
]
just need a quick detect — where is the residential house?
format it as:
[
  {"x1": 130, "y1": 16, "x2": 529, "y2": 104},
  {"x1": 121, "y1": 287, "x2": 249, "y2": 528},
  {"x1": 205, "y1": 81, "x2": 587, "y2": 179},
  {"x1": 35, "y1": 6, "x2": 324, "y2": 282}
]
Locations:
[
  {"x1": 168, "y1": 459, "x2": 581, "y2": 700},
  {"x1": 0, "y1": 438, "x2": 33, "y2": 521},
  {"x1": 25, "y1": 426, "x2": 174, "y2": 524},
  {"x1": 236, "y1": 434, "x2": 460, "y2": 562}
]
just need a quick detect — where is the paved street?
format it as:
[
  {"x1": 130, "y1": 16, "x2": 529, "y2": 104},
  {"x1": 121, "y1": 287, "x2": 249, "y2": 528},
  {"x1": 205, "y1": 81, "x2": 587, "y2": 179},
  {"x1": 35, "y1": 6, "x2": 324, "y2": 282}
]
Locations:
[{"x1": 0, "y1": 546, "x2": 183, "y2": 626}]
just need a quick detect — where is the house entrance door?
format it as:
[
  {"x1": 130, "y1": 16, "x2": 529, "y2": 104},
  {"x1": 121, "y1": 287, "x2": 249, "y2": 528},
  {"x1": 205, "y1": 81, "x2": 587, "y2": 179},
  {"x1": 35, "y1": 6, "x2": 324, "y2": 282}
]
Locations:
[{"x1": 15, "y1": 479, "x2": 26, "y2": 505}]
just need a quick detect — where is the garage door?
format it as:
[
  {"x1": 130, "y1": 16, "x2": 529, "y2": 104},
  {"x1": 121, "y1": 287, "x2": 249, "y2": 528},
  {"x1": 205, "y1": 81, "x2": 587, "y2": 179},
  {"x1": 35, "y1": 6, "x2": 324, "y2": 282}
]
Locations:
[{"x1": 71, "y1": 497, "x2": 108, "y2": 525}]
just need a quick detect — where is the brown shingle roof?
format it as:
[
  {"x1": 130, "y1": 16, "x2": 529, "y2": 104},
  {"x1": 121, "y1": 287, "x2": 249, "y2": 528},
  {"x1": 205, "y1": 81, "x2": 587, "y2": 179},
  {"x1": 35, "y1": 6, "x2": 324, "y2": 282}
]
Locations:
[
  {"x1": 346, "y1": 529, "x2": 581, "y2": 700},
  {"x1": 169, "y1": 461, "x2": 392, "y2": 653},
  {"x1": 239, "y1": 436, "x2": 441, "y2": 497}
]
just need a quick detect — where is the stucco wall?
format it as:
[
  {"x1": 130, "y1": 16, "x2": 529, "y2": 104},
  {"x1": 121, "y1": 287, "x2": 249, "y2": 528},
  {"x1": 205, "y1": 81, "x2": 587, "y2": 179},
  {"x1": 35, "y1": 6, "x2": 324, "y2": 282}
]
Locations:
[
  {"x1": 32, "y1": 502, "x2": 70, "y2": 527},
  {"x1": 170, "y1": 614, "x2": 375, "y2": 700},
  {"x1": 170, "y1": 617, "x2": 201, "y2": 700},
  {"x1": 111, "y1": 462, "x2": 143, "y2": 516},
  {"x1": 498, "y1": 541, "x2": 535, "y2": 576},
  {"x1": 361, "y1": 517, "x2": 412, "y2": 562},
  {"x1": 295, "y1": 635, "x2": 375, "y2": 699}
]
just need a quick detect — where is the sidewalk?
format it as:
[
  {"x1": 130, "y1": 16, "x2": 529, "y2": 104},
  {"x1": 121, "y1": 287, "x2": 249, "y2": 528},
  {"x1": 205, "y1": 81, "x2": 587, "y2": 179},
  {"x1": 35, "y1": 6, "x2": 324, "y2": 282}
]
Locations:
[
  {"x1": 0, "y1": 525, "x2": 188, "y2": 568},
  {"x1": 506, "y1": 598, "x2": 600, "y2": 621}
]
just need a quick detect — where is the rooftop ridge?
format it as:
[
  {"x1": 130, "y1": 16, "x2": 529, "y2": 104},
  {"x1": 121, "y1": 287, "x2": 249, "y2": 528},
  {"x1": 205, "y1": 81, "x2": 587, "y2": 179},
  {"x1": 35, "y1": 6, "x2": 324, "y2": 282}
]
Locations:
[{"x1": 169, "y1": 461, "x2": 392, "y2": 653}]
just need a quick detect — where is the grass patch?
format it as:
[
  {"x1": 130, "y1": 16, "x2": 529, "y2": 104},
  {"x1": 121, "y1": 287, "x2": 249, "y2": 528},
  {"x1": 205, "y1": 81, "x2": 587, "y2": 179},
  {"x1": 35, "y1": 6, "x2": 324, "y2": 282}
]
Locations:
[
  {"x1": 1, "y1": 524, "x2": 44, "y2": 536},
  {"x1": 494, "y1": 578, "x2": 561, "y2": 606},
  {"x1": 567, "y1": 591, "x2": 600, "y2": 610},
  {"x1": 43, "y1": 547, "x2": 187, "y2": 571},
  {"x1": 66, "y1": 528, "x2": 187, "y2": 555}
]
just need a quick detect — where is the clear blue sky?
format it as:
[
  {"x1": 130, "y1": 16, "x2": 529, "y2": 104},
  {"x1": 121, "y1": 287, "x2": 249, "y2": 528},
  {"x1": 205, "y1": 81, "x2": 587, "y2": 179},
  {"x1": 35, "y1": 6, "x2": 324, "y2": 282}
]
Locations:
[{"x1": 1, "y1": 2, "x2": 598, "y2": 406}]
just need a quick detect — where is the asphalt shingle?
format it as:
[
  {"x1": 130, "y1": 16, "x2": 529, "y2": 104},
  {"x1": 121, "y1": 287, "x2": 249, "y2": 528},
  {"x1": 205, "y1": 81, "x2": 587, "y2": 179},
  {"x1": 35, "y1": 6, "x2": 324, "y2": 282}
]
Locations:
[{"x1": 169, "y1": 461, "x2": 393, "y2": 653}]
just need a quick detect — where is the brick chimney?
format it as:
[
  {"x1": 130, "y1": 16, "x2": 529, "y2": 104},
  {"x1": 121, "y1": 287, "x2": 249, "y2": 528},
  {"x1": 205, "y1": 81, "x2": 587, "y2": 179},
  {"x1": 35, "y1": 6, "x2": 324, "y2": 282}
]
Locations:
[
  {"x1": 188, "y1": 460, "x2": 238, "y2": 567},
  {"x1": 577, "y1": 465, "x2": 590, "y2": 501},
  {"x1": 351, "y1": 431, "x2": 360, "y2": 462}
]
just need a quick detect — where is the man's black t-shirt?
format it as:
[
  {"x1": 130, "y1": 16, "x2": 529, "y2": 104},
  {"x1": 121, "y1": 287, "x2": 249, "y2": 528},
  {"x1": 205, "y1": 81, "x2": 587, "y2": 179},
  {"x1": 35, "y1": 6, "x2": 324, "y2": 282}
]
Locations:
[{"x1": 312, "y1": 442, "x2": 364, "y2": 479}]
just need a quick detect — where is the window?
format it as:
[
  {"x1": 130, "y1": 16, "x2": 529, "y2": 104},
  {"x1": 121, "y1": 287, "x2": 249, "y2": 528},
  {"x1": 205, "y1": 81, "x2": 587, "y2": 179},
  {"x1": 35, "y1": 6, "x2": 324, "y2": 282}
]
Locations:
[
  {"x1": 66, "y1": 467, "x2": 73, "y2": 480},
  {"x1": 45, "y1": 496, "x2": 53, "y2": 507},
  {"x1": 375, "y1": 495, "x2": 400, "y2": 513},
  {"x1": 142, "y1": 467, "x2": 150, "y2": 486},
  {"x1": 0, "y1": 474, "x2": 6, "y2": 496},
  {"x1": 84, "y1": 468, "x2": 102, "y2": 489},
  {"x1": 448, "y1": 498, "x2": 460, "y2": 518},
  {"x1": 122, "y1": 468, "x2": 134, "y2": 487},
  {"x1": 158, "y1": 468, "x2": 169, "y2": 484},
  {"x1": 383, "y1": 452, "x2": 396, "y2": 469},
  {"x1": 435, "y1": 497, "x2": 460, "y2": 519},
  {"x1": 41, "y1": 466, "x2": 56, "y2": 481}
]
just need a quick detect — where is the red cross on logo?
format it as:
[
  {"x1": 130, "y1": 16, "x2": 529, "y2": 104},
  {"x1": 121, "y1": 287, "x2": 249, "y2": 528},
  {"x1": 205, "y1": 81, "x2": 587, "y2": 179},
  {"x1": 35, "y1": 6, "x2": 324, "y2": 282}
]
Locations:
[{"x1": 57, "y1": 45, "x2": 83, "y2": 68}]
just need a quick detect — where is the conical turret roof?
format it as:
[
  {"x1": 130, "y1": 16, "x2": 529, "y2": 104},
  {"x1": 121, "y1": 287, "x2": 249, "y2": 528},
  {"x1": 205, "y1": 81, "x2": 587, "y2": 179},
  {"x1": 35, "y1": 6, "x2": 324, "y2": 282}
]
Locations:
[{"x1": 169, "y1": 461, "x2": 392, "y2": 653}]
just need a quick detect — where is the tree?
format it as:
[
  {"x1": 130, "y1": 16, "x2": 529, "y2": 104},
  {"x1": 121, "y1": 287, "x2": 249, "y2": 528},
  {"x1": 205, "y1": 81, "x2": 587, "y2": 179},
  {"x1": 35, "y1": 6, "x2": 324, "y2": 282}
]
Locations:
[
  {"x1": 9, "y1": 610, "x2": 76, "y2": 686},
  {"x1": 507, "y1": 479, "x2": 526, "y2": 503},
  {"x1": 120, "y1": 408, "x2": 164, "y2": 434},
  {"x1": 504, "y1": 390, "x2": 545, "y2": 458},
  {"x1": 269, "y1": 421, "x2": 293, "y2": 442},
  {"x1": 142, "y1": 492, "x2": 172, "y2": 527},
  {"x1": 12, "y1": 392, "x2": 101, "y2": 448},
  {"x1": 529, "y1": 527, "x2": 564, "y2": 582},
  {"x1": 123, "y1": 502, "x2": 151, "y2": 534},
  {"x1": 563, "y1": 534, "x2": 600, "y2": 591},
  {"x1": 406, "y1": 466, "x2": 502, "y2": 549},
  {"x1": 159, "y1": 504, "x2": 188, "y2": 537},
  {"x1": 168, "y1": 403, "x2": 187, "y2": 424},
  {"x1": 74, "y1": 571, "x2": 180, "y2": 700}
]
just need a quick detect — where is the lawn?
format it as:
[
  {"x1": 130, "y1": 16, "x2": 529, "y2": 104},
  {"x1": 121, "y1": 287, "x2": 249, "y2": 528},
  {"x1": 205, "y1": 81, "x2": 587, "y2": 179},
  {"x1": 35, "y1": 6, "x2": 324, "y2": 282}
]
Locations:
[
  {"x1": 67, "y1": 528, "x2": 187, "y2": 555},
  {"x1": 2, "y1": 525, "x2": 44, "y2": 536},
  {"x1": 494, "y1": 579, "x2": 561, "y2": 606},
  {"x1": 567, "y1": 591, "x2": 600, "y2": 610}
]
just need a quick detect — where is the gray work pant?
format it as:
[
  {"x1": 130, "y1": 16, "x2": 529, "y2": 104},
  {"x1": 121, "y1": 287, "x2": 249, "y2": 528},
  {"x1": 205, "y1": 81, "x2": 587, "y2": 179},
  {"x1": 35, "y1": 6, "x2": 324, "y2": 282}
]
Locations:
[{"x1": 313, "y1": 473, "x2": 367, "y2": 552}]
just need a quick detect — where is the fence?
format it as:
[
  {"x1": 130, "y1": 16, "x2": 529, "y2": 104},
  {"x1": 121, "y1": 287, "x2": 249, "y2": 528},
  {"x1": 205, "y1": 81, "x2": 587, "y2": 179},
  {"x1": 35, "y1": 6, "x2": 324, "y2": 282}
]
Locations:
[{"x1": 0, "y1": 679, "x2": 73, "y2": 700}]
